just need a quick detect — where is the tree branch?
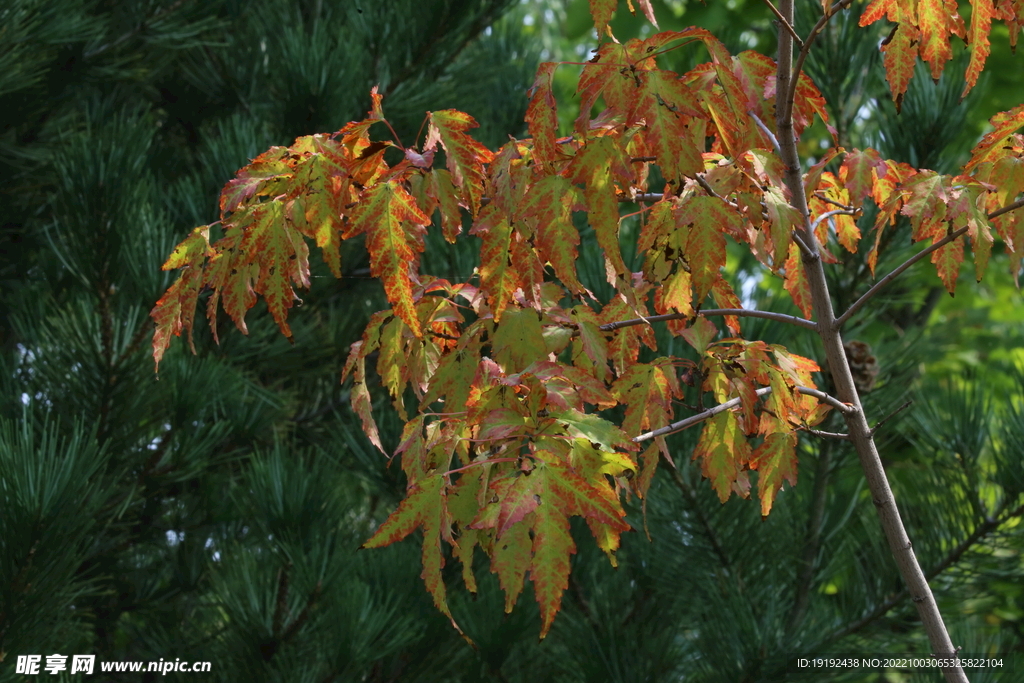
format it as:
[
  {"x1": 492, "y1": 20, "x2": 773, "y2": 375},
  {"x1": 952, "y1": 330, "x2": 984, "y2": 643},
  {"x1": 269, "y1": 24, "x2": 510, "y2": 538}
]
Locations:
[
  {"x1": 749, "y1": 111, "x2": 783, "y2": 157},
  {"x1": 600, "y1": 309, "x2": 818, "y2": 332},
  {"x1": 632, "y1": 385, "x2": 852, "y2": 443},
  {"x1": 783, "y1": 0, "x2": 859, "y2": 124},
  {"x1": 836, "y1": 196, "x2": 1024, "y2": 329},
  {"x1": 835, "y1": 226, "x2": 968, "y2": 329}
]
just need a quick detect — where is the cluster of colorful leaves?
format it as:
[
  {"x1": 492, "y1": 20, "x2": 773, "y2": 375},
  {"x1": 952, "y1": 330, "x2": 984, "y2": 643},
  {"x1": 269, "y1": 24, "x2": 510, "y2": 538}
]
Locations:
[
  {"x1": 859, "y1": 0, "x2": 1024, "y2": 108},
  {"x1": 152, "y1": 1, "x2": 1024, "y2": 637}
]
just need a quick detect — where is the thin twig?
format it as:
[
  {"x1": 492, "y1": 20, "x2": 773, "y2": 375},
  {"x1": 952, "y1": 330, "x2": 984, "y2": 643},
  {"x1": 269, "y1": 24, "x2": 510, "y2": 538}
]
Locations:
[
  {"x1": 813, "y1": 192, "x2": 855, "y2": 211},
  {"x1": 799, "y1": 427, "x2": 850, "y2": 440},
  {"x1": 761, "y1": 0, "x2": 804, "y2": 47},
  {"x1": 600, "y1": 309, "x2": 817, "y2": 332},
  {"x1": 749, "y1": 111, "x2": 783, "y2": 156},
  {"x1": 811, "y1": 208, "x2": 860, "y2": 233}
]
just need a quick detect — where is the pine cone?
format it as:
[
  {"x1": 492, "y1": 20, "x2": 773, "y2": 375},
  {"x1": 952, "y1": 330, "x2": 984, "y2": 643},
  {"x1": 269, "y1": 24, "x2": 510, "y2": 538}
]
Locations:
[{"x1": 843, "y1": 340, "x2": 879, "y2": 393}]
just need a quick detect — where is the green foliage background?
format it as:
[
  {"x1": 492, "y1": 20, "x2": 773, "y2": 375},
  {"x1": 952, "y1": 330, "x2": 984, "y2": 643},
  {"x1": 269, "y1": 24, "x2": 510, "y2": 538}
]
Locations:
[{"x1": 1, "y1": 0, "x2": 1023, "y2": 681}]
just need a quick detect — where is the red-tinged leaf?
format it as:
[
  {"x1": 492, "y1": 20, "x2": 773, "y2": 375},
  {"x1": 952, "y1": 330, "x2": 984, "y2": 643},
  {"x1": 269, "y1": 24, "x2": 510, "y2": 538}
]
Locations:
[
  {"x1": 901, "y1": 171, "x2": 949, "y2": 242},
  {"x1": 783, "y1": 242, "x2": 814, "y2": 318},
  {"x1": 479, "y1": 408, "x2": 529, "y2": 442},
  {"x1": 241, "y1": 201, "x2": 310, "y2": 340},
  {"x1": 793, "y1": 71, "x2": 835, "y2": 139},
  {"x1": 203, "y1": 224, "x2": 257, "y2": 340},
  {"x1": 999, "y1": 0, "x2": 1024, "y2": 51},
  {"x1": 931, "y1": 235, "x2": 964, "y2": 293},
  {"x1": 841, "y1": 148, "x2": 885, "y2": 205},
  {"x1": 964, "y1": 104, "x2": 1024, "y2": 172},
  {"x1": 348, "y1": 181, "x2": 430, "y2": 337},
  {"x1": 963, "y1": 0, "x2": 996, "y2": 98},
  {"x1": 984, "y1": 150, "x2": 1024, "y2": 207},
  {"x1": 492, "y1": 308, "x2": 549, "y2": 373},
  {"x1": 430, "y1": 170, "x2": 463, "y2": 243},
  {"x1": 527, "y1": 63, "x2": 560, "y2": 170},
  {"x1": 496, "y1": 474, "x2": 542, "y2": 538},
  {"x1": 681, "y1": 316, "x2": 718, "y2": 355},
  {"x1": 612, "y1": 360, "x2": 679, "y2": 437},
  {"x1": 567, "y1": 137, "x2": 634, "y2": 284},
  {"x1": 523, "y1": 176, "x2": 586, "y2": 295},
  {"x1": 803, "y1": 148, "x2": 842, "y2": 201},
  {"x1": 290, "y1": 145, "x2": 351, "y2": 277},
  {"x1": 426, "y1": 110, "x2": 494, "y2": 215},
  {"x1": 575, "y1": 42, "x2": 630, "y2": 138},
  {"x1": 751, "y1": 431, "x2": 798, "y2": 516},
  {"x1": 682, "y1": 205, "x2": 728, "y2": 303},
  {"x1": 630, "y1": 70, "x2": 705, "y2": 183},
  {"x1": 473, "y1": 210, "x2": 519, "y2": 321},
  {"x1": 219, "y1": 147, "x2": 290, "y2": 216},
  {"x1": 693, "y1": 411, "x2": 751, "y2": 503},
  {"x1": 588, "y1": 0, "x2": 616, "y2": 38},
  {"x1": 347, "y1": 341, "x2": 384, "y2": 453},
  {"x1": 882, "y1": 24, "x2": 920, "y2": 111},
  {"x1": 860, "y1": 0, "x2": 899, "y2": 25},
  {"x1": 732, "y1": 51, "x2": 776, "y2": 115},
  {"x1": 377, "y1": 317, "x2": 408, "y2": 416},
  {"x1": 636, "y1": 441, "x2": 661, "y2": 500},
  {"x1": 654, "y1": 267, "x2": 693, "y2": 318},
  {"x1": 421, "y1": 331, "x2": 484, "y2": 412},
  {"x1": 872, "y1": 158, "x2": 914, "y2": 207},
  {"x1": 919, "y1": 0, "x2": 964, "y2": 80},
  {"x1": 151, "y1": 226, "x2": 211, "y2": 367},
  {"x1": 710, "y1": 279, "x2": 744, "y2": 334},
  {"x1": 363, "y1": 473, "x2": 458, "y2": 627},
  {"x1": 771, "y1": 345, "x2": 820, "y2": 388}
]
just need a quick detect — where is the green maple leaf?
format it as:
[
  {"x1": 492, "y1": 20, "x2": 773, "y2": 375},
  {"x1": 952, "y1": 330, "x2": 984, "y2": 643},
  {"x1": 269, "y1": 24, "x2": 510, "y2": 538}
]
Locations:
[{"x1": 492, "y1": 308, "x2": 548, "y2": 373}]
